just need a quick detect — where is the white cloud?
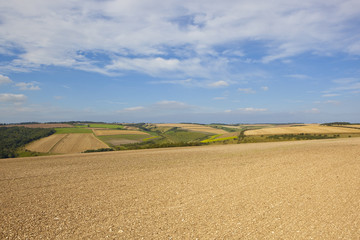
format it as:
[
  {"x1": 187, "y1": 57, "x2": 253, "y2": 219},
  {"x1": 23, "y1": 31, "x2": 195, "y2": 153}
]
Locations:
[
  {"x1": 332, "y1": 78, "x2": 357, "y2": 84},
  {"x1": 238, "y1": 88, "x2": 256, "y2": 94},
  {"x1": 0, "y1": 93, "x2": 27, "y2": 103},
  {"x1": 261, "y1": 86, "x2": 269, "y2": 91},
  {"x1": 123, "y1": 106, "x2": 145, "y2": 111},
  {"x1": 303, "y1": 108, "x2": 320, "y2": 113},
  {"x1": 325, "y1": 78, "x2": 360, "y2": 95},
  {"x1": 287, "y1": 74, "x2": 310, "y2": 79},
  {"x1": 15, "y1": 82, "x2": 41, "y2": 91},
  {"x1": 322, "y1": 93, "x2": 340, "y2": 97},
  {"x1": 208, "y1": 80, "x2": 229, "y2": 88},
  {"x1": 0, "y1": 75, "x2": 13, "y2": 85},
  {"x1": 238, "y1": 107, "x2": 267, "y2": 112},
  {"x1": 0, "y1": 0, "x2": 359, "y2": 77},
  {"x1": 119, "y1": 100, "x2": 196, "y2": 115},
  {"x1": 155, "y1": 100, "x2": 188, "y2": 109}
]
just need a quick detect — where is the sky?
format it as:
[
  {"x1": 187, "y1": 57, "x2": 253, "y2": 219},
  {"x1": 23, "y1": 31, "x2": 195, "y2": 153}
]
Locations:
[{"x1": 0, "y1": 0, "x2": 359, "y2": 124}]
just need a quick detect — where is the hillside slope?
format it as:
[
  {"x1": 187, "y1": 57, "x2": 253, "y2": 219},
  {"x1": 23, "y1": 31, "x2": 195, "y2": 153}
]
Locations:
[{"x1": 1, "y1": 138, "x2": 359, "y2": 239}]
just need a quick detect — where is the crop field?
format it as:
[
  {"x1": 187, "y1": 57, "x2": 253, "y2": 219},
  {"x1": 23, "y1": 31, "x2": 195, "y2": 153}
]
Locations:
[
  {"x1": 25, "y1": 133, "x2": 108, "y2": 153},
  {"x1": 245, "y1": 124, "x2": 360, "y2": 135},
  {"x1": 26, "y1": 134, "x2": 67, "y2": 153},
  {"x1": 98, "y1": 134, "x2": 151, "y2": 146},
  {"x1": 55, "y1": 127, "x2": 93, "y2": 134},
  {"x1": 0, "y1": 123, "x2": 73, "y2": 128},
  {"x1": 156, "y1": 123, "x2": 228, "y2": 134},
  {"x1": 1, "y1": 138, "x2": 359, "y2": 239},
  {"x1": 93, "y1": 129, "x2": 149, "y2": 136},
  {"x1": 88, "y1": 123, "x2": 124, "y2": 129},
  {"x1": 157, "y1": 129, "x2": 211, "y2": 143}
]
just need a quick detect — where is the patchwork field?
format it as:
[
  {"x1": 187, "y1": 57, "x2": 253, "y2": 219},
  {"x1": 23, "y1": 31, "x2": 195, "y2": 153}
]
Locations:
[
  {"x1": 26, "y1": 133, "x2": 108, "y2": 153},
  {"x1": 98, "y1": 134, "x2": 152, "y2": 146},
  {"x1": 156, "y1": 123, "x2": 227, "y2": 134},
  {"x1": 245, "y1": 124, "x2": 360, "y2": 135},
  {"x1": 93, "y1": 129, "x2": 150, "y2": 136},
  {"x1": 1, "y1": 138, "x2": 359, "y2": 239}
]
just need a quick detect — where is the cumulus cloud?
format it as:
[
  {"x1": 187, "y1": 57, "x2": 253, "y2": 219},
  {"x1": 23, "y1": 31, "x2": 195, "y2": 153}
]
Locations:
[
  {"x1": 238, "y1": 107, "x2": 267, "y2": 112},
  {"x1": 261, "y1": 86, "x2": 269, "y2": 91},
  {"x1": 15, "y1": 81, "x2": 41, "y2": 91},
  {"x1": 0, "y1": 0, "x2": 359, "y2": 78},
  {"x1": 0, "y1": 93, "x2": 27, "y2": 103},
  {"x1": 119, "y1": 100, "x2": 195, "y2": 115},
  {"x1": 322, "y1": 93, "x2": 340, "y2": 97},
  {"x1": 238, "y1": 88, "x2": 256, "y2": 94},
  {"x1": 208, "y1": 80, "x2": 229, "y2": 88},
  {"x1": 123, "y1": 106, "x2": 145, "y2": 111},
  {"x1": 286, "y1": 74, "x2": 310, "y2": 79},
  {"x1": 0, "y1": 75, "x2": 13, "y2": 85}
]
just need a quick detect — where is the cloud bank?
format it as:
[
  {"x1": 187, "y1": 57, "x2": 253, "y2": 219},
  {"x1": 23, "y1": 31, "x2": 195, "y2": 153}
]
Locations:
[{"x1": 0, "y1": 0, "x2": 359, "y2": 79}]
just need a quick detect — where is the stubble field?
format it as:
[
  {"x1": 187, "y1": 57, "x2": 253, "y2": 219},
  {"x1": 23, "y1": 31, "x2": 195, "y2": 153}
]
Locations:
[
  {"x1": 26, "y1": 133, "x2": 109, "y2": 153},
  {"x1": 245, "y1": 124, "x2": 360, "y2": 135},
  {"x1": 156, "y1": 123, "x2": 228, "y2": 134},
  {"x1": 1, "y1": 138, "x2": 359, "y2": 239}
]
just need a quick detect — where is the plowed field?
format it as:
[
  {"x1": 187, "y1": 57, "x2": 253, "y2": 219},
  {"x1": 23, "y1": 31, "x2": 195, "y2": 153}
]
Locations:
[
  {"x1": 26, "y1": 133, "x2": 108, "y2": 153},
  {"x1": 245, "y1": 124, "x2": 360, "y2": 135},
  {"x1": 156, "y1": 123, "x2": 227, "y2": 134},
  {"x1": 2, "y1": 138, "x2": 359, "y2": 239}
]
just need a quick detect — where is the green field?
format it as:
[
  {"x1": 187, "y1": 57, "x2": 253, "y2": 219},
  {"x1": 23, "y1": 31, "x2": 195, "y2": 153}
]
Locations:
[
  {"x1": 97, "y1": 134, "x2": 151, "y2": 147},
  {"x1": 88, "y1": 124, "x2": 124, "y2": 129},
  {"x1": 98, "y1": 134, "x2": 149, "y2": 142},
  {"x1": 55, "y1": 128, "x2": 93, "y2": 134}
]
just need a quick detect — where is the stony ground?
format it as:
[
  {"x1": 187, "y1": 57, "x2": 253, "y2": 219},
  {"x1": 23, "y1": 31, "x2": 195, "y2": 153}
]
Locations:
[{"x1": 1, "y1": 138, "x2": 359, "y2": 239}]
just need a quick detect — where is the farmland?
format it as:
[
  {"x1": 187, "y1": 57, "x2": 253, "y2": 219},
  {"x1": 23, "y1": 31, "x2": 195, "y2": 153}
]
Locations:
[
  {"x1": 2, "y1": 122, "x2": 360, "y2": 157},
  {"x1": 156, "y1": 123, "x2": 228, "y2": 134},
  {"x1": 55, "y1": 127, "x2": 93, "y2": 134},
  {"x1": 98, "y1": 134, "x2": 152, "y2": 146},
  {"x1": 93, "y1": 129, "x2": 149, "y2": 136},
  {"x1": 245, "y1": 124, "x2": 360, "y2": 135},
  {"x1": 26, "y1": 133, "x2": 109, "y2": 153},
  {"x1": 1, "y1": 138, "x2": 359, "y2": 239}
]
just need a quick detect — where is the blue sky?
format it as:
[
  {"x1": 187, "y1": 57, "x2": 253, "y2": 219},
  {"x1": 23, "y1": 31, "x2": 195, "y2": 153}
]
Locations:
[{"x1": 0, "y1": 0, "x2": 359, "y2": 123}]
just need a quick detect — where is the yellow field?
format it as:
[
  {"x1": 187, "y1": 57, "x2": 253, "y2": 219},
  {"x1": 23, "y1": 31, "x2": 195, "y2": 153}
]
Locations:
[
  {"x1": 93, "y1": 129, "x2": 150, "y2": 136},
  {"x1": 335, "y1": 124, "x2": 360, "y2": 128},
  {"x1": 156, "y1": 123, "x2": 227, "y2": 134},
  {"x1": 26, "y1": 134, "x2": 67, "y2": 152},
  {"x1": 26, "y1": 133, "x2": 108, "y2": 153},
  {"x1": 1, "y1": 138, "x2": 359, "y2": 238},
  {"x1": 245, "y1": 124, "x2": 360, "y2": 135},
  {"x1": 215, "y1": 132, "x2": 239, "y2": 139}
]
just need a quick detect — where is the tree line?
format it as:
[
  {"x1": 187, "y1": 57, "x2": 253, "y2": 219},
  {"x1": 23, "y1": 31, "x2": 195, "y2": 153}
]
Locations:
[{"x1": 0, "y1": 127, "x2": 55, "y2": 158}]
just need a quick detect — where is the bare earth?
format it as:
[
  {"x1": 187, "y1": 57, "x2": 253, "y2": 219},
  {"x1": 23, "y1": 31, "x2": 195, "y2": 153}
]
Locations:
[{"x1": 1, "y1": 138, "x2": 359, "y2": 239}]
